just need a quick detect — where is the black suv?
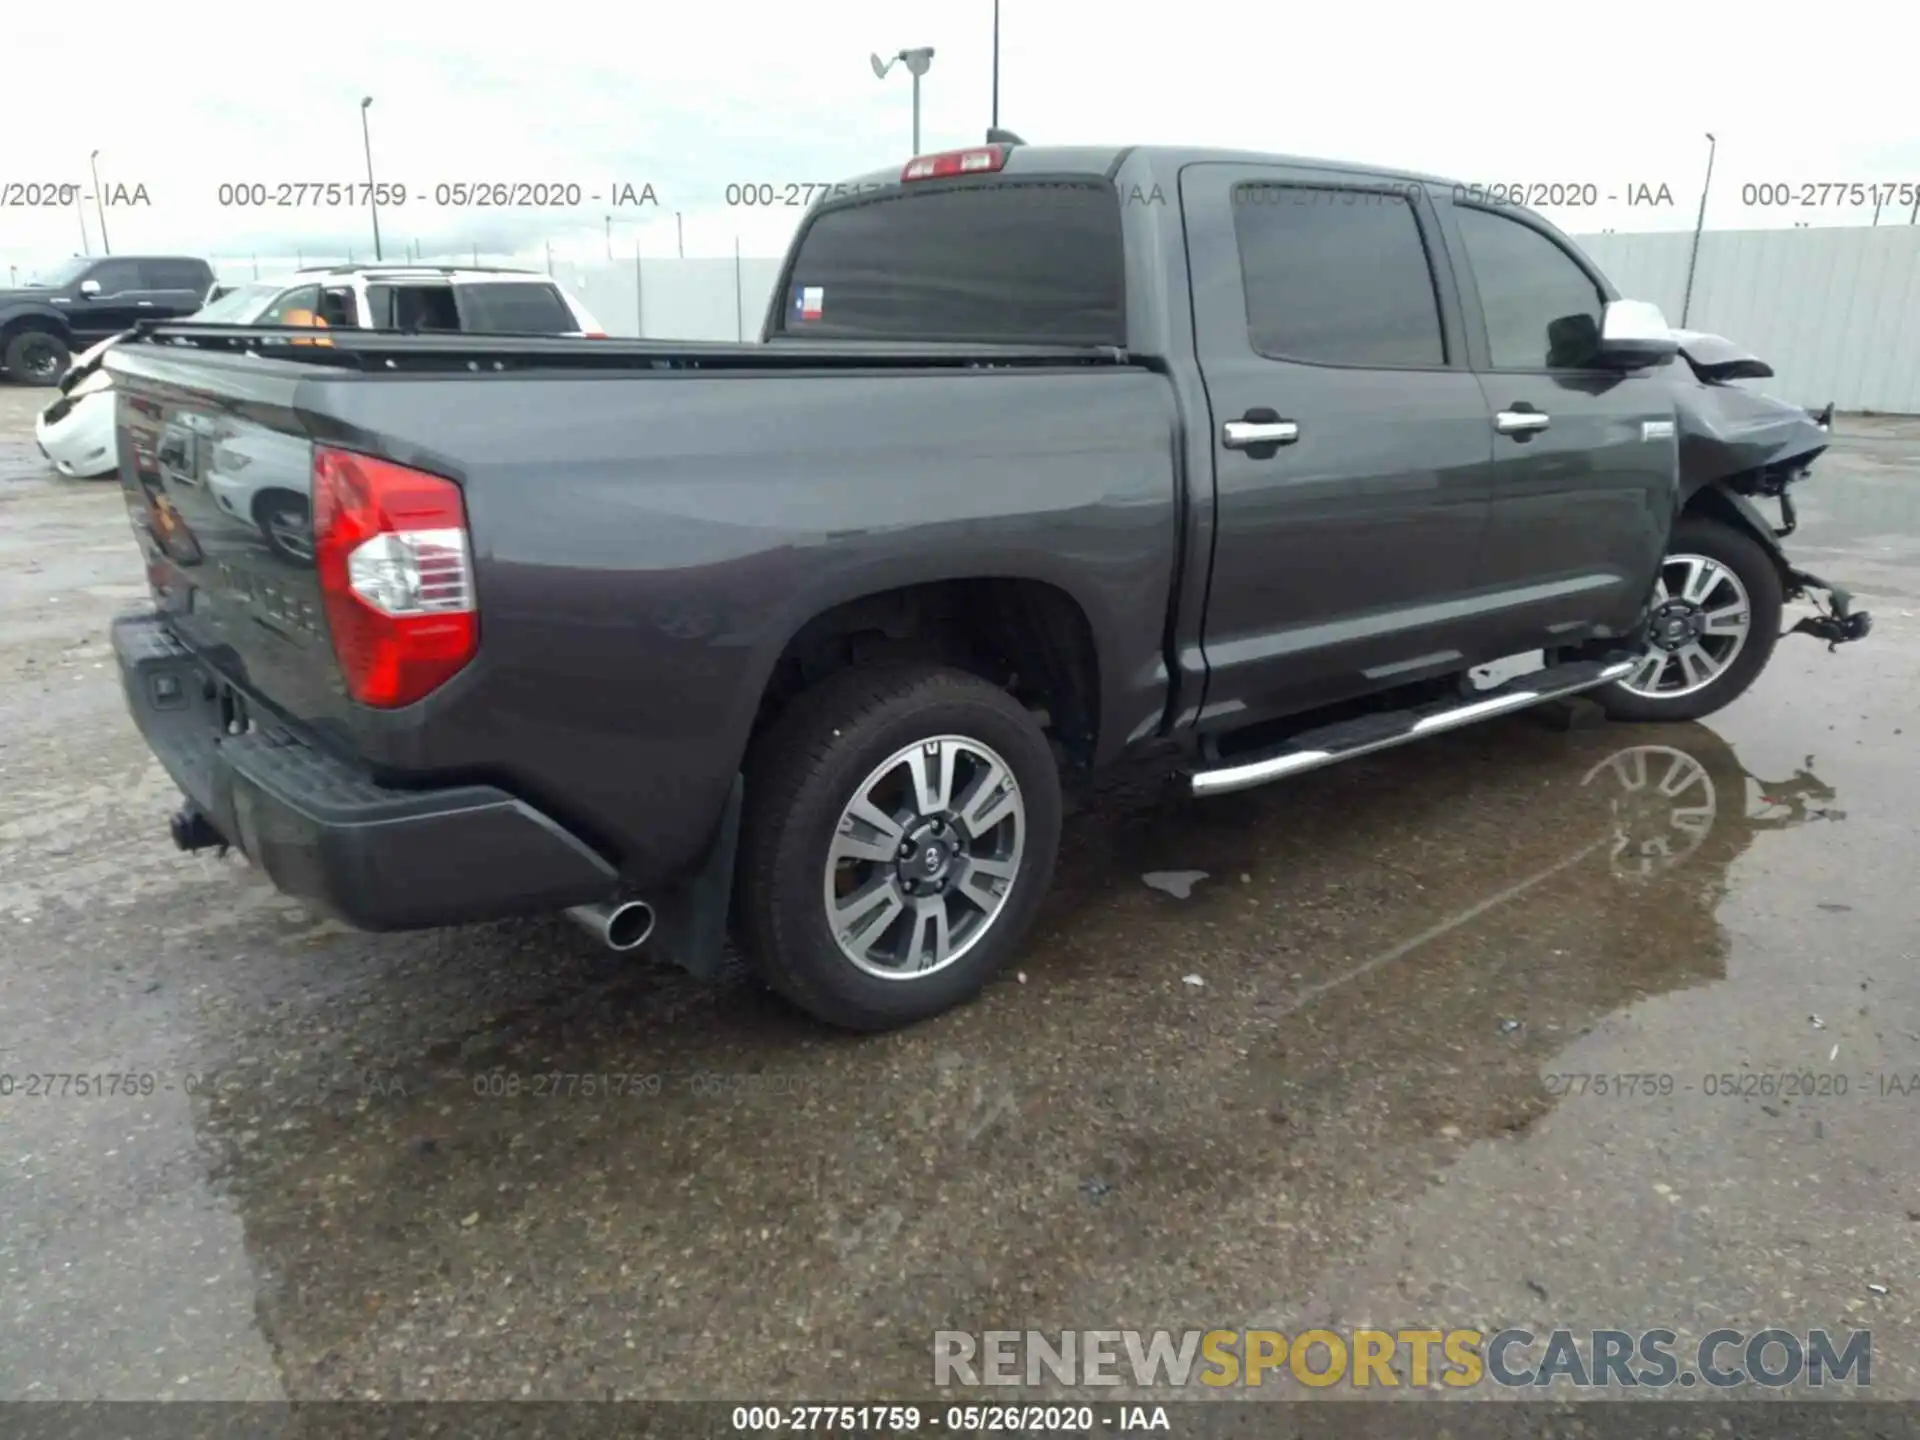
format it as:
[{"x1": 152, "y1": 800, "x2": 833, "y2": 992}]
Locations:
[{"x1": 0, "y1": 255, "x2": 215, "y2": 384}]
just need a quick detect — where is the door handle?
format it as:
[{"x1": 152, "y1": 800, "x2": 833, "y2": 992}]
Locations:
[
  {"x1": 1495, "y1": 409, "x2": 1550, "y2": 435},
  {"x1": 1223, "y1": 419, "x2": 1300, "y2": 449}
]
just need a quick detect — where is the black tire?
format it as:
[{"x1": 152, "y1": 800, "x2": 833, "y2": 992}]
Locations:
[
  {"x1": 4, "y1": 329, "x2": 71, "y2": 387},
  {"x1": 735, "y1": 662, "x2": 1062, "y2": 1032},
  {"x1": 1595, "y1": 517, "x2": 1784, "y2": 723}
]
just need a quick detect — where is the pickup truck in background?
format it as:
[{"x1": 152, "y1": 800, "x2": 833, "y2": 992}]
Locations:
[
  {"x1": 1, "y1": 254, "x2": 215, "y2": 383},
  {"x1": 103, "y1": 141, "x2": 1871, "y2": 1031}
]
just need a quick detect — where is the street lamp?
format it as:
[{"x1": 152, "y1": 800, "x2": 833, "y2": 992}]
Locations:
[
  {"x1": 90, "y1": 150, "x2": 110, "y2": 255},
  {"x1": 870, "y1": 46, "x2": 935, "y2": 154},
  {"x1": 1680, "y1": 132, "x2": 1715, "y2": 327},
  {"x1": 991, "y1": 0, "x2": 1001, "y2": 131},
  {"x1": 360, "y1": 96, "x2": 384, "y2": 262}
]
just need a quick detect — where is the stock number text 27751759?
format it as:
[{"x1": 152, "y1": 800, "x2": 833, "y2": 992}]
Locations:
[{"x1": 725, "y1": 182, "x2": 886, "y2": 207}]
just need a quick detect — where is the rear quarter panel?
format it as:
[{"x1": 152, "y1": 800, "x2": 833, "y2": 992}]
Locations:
[{"x1": 306, "y1": 366, "x2": 1182, "y2": 882}]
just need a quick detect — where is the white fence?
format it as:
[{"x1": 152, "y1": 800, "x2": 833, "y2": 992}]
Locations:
[
  {"x1": 215, "y1": 223, "x2": 1920, "y2": 412},
  {"x1": 1571, "y1": 225, "x2": 1920, "y2": 414},
  {"x1": 549, "y1": 257, "x2": 786, "y2": 342}
]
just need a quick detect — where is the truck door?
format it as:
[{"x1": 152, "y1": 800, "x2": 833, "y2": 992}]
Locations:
[
  {"x1": 67, "y1": 258, "x2": 152, "y2": 345},
  {"x1": 1181, "y1": 163, "x2": 1498, "y2": 726},
  {"x1": 1435, "y1": 197, "x2": 1675, "y2": 656}
]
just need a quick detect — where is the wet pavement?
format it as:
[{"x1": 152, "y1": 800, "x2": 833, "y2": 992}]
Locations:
[{"x1": 1, "y1": 381, "x2": 1916, "y2": 1404}]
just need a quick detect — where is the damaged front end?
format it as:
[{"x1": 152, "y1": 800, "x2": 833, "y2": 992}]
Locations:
[{"x1": 1669, "y1": 332, "x2": 1871, "y2": 652}]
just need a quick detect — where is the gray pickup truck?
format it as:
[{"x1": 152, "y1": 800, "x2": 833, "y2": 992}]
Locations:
[{"x1": 104, "y1": 141, "x2": 1870, "y2": 1030}]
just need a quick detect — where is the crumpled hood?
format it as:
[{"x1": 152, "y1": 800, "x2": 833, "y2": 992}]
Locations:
[
  {"x1": 1670, "y1": 334, "x2": 1830, "y2": 491},
  {"x1": 1673, "y1": 329, "x2": 1776, "y2": 382},
  {"x1": 57, "y1": 332, "x2": 128, "y2": 392}
]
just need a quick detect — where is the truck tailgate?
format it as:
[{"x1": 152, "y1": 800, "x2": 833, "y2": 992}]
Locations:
[{"x1": 113, "y1": 351, "x2": 352, "y2": 734}]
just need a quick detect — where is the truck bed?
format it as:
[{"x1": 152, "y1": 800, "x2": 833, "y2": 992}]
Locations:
[
  {"x1": 124, "y1": 320, "x2": 1136, "y2": 372},
  {"x1": 104, "y1": 328, "x2": 1183, "y2": 889}
]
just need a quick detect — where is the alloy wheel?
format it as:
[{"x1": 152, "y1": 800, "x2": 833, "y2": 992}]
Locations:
[
  {"x1": 1620, "y1": 553, "x2": 1752, "y2": 699},
  {"x1": 1580, "y1": 744, "x2": 1718, "y2": 877},
  {"x1": 822, "y1": 735, "x2": 1025, "y2": 980}
]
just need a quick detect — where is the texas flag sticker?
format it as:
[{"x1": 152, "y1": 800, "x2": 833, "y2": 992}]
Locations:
[{"x1": 792, "y1": 284, "x2": 824, "y2": 321}]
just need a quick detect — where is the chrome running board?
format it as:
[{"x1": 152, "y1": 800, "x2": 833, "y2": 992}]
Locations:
[{"x1": 1190, "y1": 657, "x2": 1637, "y2": 798}]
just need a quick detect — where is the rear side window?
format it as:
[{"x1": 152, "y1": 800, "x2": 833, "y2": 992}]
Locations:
[
  {"x1": 146, "y1": 260, "x2": 210, "y2": 291},
  {"x1": 1232, "y1": 186, "x2": 1446, "y2": 368},
  {"x1": 778, "y1": 180, "x2": 1125, "y2": 344},
  {"x1": 456, "y1": 282, "x2": 576, "y2": 333},
  {"x1": 368, "y1": 284, "x2": 461, "y2": 331}
]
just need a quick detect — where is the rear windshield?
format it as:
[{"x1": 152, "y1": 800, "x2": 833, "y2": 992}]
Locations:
[
  {"x1": 776, "y1": 180, "x2": 1125, "y2": 345},
  {"x1": 455, "y1": 282, "x2": 577, "y2": 333}
]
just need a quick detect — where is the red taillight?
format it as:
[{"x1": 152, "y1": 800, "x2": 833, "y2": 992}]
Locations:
[
  {"x1": 901, "y1": 145, "x2": 1007, "y2": 182},
  {"x1": 312, "y1": 446, "x2": 477, "y2": 708},
  {"x1": 583, "y1": 330, "x2": 608, "y2": 339}
]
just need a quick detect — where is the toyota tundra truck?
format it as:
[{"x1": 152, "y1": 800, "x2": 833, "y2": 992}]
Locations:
[{"x1": 103, "y1": 140, "x2": 1870, "y2": 1031}]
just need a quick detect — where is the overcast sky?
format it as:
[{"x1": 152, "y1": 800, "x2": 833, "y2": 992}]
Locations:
[{"x1": 5, "y1": 0, "x2": 1918, "y2": 280}]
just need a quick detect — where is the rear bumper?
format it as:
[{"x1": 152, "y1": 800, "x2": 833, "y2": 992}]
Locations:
[{"x1": 112, "y1": 612, "x2": 619, "y2": 930}]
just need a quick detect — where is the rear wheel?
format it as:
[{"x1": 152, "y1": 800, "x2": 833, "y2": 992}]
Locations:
[
  {"x1": 1596, "y1": 517, "x2": 1783, "y2": 722},
  {"x1": 4, "y1": 329, "x2": 70, "y2": 386},
  {"x1": 735, "y1": 662, "x2": 1062, "y2": 1031}
]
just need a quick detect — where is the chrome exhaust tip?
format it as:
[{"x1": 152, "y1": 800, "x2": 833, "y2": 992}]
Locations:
[{"x1": 566, "y1": 899, "x2": 656, "y2": 952}]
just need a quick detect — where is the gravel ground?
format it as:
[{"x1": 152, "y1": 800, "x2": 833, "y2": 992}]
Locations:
[{"x1": 1, "y1": 379, "x2": 1916, "y2": 1410}]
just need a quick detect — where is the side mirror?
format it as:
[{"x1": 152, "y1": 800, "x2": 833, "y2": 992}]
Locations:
[
  {"x1": 78, "y1": 278, "x2": 101, "y2": 297},
  {"x1": 1595, "y1": 299, "x2": 1678, "y2": 368}
]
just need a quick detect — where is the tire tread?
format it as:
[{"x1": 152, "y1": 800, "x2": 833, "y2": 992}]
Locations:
[{"x1": 734, "y1": 661, "x2": 1060, "y2": 1030}]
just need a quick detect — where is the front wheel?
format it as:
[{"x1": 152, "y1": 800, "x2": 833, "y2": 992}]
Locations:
[
  {"x1": 735, "y1": 662, "x2": 1063, "y2": 1031},
  {"x1": 1595, "y1": 517, "x2": 1784, "y2": 723},
  {"x1": 4, "y1": 329, "x2": 71, "y2": 387}
]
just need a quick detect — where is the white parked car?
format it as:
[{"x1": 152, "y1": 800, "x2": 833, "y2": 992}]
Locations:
[
  {"x1": 33, "y1": 333, "x2": 125, "y2": 477},
  {"x1": 33, "y1": 280, "x2": 298, "y2": 480},
  {"x1": 34, "y1": 265, "x2": 604, "y2": 481}
]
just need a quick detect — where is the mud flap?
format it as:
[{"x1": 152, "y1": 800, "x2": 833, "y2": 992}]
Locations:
[{"x1": 647, "y1": 773, "x2": 743, "y2": 982}]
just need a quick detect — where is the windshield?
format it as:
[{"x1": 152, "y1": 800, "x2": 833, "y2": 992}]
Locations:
[
  {"x1": 191, "y1": 281, "x2": 291, "y2": 324},
  {"x1": 20, "y1": 257, "x2": 94, "y2": 289}
]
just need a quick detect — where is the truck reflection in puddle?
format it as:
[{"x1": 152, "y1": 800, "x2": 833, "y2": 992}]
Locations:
[{"x1": 176, "y1": 723, "x2": 1843, "y2": 1400}]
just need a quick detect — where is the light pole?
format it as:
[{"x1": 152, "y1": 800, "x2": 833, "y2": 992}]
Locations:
[
  {"x1": 992, "y1": 0, "x2": 1001, "y2": 132},
  {"x1": 870, "y1": 46, "x2": 935, "y2": 153},
  {"x1": 360, "y1": 96, "x2": 384, "y2": 261},
  {"x1": 1680, "y1": 132, "x2": 1715, "y2": 328},
  {"x1": 90, "y1": 150, "x2": 110, "y2": 254},
  {"x1": 75, "y1": 189, "x2": 92, "y2": 256}
]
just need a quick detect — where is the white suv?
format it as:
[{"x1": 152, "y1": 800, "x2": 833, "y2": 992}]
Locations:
[
  {"x1": 192, "y1": 264, "x2": 606, "y2": 336},
  {"x1": 37, "y1": 266, "x2": 606, "y2": 482}
]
